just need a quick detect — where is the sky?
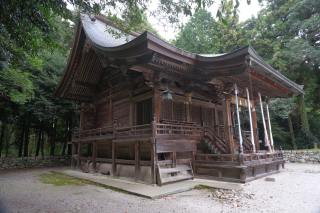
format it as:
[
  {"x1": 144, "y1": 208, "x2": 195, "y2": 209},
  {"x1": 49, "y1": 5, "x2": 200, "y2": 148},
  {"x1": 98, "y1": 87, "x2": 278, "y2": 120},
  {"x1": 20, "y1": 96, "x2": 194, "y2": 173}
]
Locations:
[
  {"x1": 67, "y1": 0, "x2": 262, "y2": 40},
  {"x1": 147, "y1": 0, "x2": 262, "y2": 40}
]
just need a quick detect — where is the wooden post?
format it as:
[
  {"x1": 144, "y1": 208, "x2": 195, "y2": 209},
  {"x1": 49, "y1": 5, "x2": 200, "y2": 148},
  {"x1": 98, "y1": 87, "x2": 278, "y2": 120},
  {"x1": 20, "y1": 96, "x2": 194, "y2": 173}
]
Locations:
[
  {"x1": 135, "y1": 141, "x2": 141, "y2": 181},
  {"x1": 151, "y1": 142, "x2": 157, "y2": 184},
  {"x1": 77, "y1": 142, "x2": 82, "y2": 170},
  {"x1": 92, "y1": 141, "x2": 97, "y2": 173},
  {"x1": 192, "y1": 151, "x2": 195, "y2": 173},
  {"x1": 222, "y1": 99, "x2": 234, "y2": 154},
  {"x1": 152, "y1": 114, "x2": 157, "y2": 137},
  {"x1": 172, "y1": 152, "x2": 177, "y2": 167},
  {"x1": 112, "y1": 141, "x2": 117, "y2": 177},
  {"x1": 186, "y1": 104, "x2": 190, "y2": 122},
  {"x1": 71, "y1": 143, "x2": 76, "y2": 169},
  {"x1": 251, "y1": 109, "x2": 259, "y2": 151},
  {"x1": 80, "y1": 103, "x2": 85, "y2": 131}
]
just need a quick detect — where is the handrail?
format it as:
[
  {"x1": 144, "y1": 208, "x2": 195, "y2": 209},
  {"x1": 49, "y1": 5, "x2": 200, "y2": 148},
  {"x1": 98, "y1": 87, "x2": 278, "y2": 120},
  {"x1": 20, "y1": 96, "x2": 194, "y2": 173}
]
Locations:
[{"x1": 204, "y1": 126, "x2": 226, "y2": 154}]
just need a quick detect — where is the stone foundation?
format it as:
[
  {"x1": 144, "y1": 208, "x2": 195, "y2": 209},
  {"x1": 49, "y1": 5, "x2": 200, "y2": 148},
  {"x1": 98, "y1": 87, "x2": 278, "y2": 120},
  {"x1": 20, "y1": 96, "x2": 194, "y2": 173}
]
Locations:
[
  {"x1": 283, "y1": 151, "x2": 320, "y2": 163},
  {"x1": 0, "y1": 155, "x2": 71, "y2": 171}
]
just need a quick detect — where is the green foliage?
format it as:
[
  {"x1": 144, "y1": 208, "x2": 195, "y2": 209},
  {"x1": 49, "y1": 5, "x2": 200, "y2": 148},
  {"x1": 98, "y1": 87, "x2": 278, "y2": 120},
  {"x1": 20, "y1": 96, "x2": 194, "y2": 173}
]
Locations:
[
  {"x1": 173, "y1": 1, "x2": 240, "y2": 54},
  {"x1": 295, "y1": 130, "x2": 319, "y2": 149},
  {"x1": 173, "y1": 9, "x2": 220, "y2": 54},
  {"x1": 194, "y1": 185, "x2": 213, "y2": 190}
]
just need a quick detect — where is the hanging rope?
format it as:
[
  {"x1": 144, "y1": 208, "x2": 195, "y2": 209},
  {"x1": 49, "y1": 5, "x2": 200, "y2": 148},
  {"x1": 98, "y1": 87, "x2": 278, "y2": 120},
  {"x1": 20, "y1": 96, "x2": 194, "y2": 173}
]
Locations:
[
  {"x1": 246, "y1": 87, "x2": 256, "y2": 152},
  {"x1": 258, "y1": 92, "x2": 272, "y2": 152},
  {"x1": 234, "y1": 84, "x2": 243, "y2": 150},
  {"x1": 266, "y1": 98, "x2": 274, "y2": 152}
]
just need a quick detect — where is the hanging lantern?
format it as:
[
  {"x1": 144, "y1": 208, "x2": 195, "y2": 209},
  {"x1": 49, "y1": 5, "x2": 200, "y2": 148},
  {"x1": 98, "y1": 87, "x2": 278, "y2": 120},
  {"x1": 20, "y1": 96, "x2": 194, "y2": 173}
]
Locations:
[
  {"x1": 162, "y1": 87, "x2": 174, "y2": 101},
  {"x1": 184, "y1": 93, "x2": 192, "y2": 104}
]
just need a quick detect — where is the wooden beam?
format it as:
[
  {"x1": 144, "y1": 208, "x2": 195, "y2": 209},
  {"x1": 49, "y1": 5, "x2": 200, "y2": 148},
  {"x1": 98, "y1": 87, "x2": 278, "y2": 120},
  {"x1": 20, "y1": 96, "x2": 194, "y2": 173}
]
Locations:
[
  {"x1": 112, "y1": 141, "x2": 117, "y2": 177},
  {"x1": 73, "y1": 81, "x2": 98, "y2": 90},
  {"x1": 77, "y1": 143, "x2": 82, "y2": 170},
  {"x1": 135, "y1": 141, "x2": 141, "y2": 181},
  {"x1": 222, "y1": 99, "x2": 234, "y2": 154},
  {"x1": 251, "y1": 110, "x2": 260, "y2": 151},
  {"x1": 151, "y1": 142, "x2": 157, "y2": 184},
  {"x1": 92, "y1": 142, "x2": 97, "y2": 173},
  {"x1": 71, "y1": 143, "x2": 76, "y2": 169}
]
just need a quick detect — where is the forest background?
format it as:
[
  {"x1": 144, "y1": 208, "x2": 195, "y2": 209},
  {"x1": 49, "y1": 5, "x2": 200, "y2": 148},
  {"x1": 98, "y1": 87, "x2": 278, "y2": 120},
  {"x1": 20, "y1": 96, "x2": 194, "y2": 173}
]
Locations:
[{"x1": 0, "y1": 0, "x2": 319, "y2": 157}]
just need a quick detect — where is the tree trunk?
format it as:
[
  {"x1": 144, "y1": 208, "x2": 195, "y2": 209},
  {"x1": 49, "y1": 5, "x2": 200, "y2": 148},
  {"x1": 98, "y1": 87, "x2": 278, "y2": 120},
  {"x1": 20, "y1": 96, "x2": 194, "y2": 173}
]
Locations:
[
  {"x1": 35, "y1": 120, "x2": 43, "y2": 156},
  {"x1": 68, "y1": 116, "x2": 72, "y2": 155},
  {"x1": 50, "y1": 118, "x2": 58, "y2": 156},
  {"x1": 294, "y1": 108, "x2": 301, "y2": 133},
  {"x1": 24, "y1": 120, "x2": 30, "y2": 157},
  {"x1": 41, "y1": 131, "x2": 45, "y2": 156},
  {"x1": 297, "y1": 95, "x2": 310, "y2": 133},
  {"x1": 0, "y1": 123, "x2": 6, "y2": 157},
  {"x1": 288, "y1": 113, "x2": 297, "y2": 150},
  {"x1": 18, "y1": 120, "x2": 25, "y2": 157},
  {"x1": 62, "y1": 118, "x2": 68, "y2": 155},
  {"x1": 6, "y1": 129, "x2": 14, "y2": 157}
]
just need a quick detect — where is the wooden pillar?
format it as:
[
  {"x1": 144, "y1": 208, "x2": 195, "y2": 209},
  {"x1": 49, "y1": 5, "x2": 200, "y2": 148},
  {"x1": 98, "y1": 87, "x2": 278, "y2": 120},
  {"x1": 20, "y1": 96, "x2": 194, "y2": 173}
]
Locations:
[
  {"x1": 222, "y1": 99, "x2": 234, "y2": 154},
  {"x1": 77, "y1": 142, "x2": 82, "y2": 170},
  {"x1": 186, "y1": 104, "x2": 190, "y2": 122},
  {"x1": 192, "y1": 151, "x2": 195, "y2": 173},
  {"x1": 110, "y1": 100, "x2": 113, "y2": 126},
  {"x1": 129, "y1": 102, "x2": 134, "y2": 126},
  {"x1": 135, "y1": 141, "x2": 141, "y2": 181},
  {"x1": 251, "y1": 109, "x2": 260, "y2": 151},
  {"x1": 112, "y1": 141, "x2": 117, "y2": 177},
  {"x1": 151, "y1": 142, "x2": 157, "y2": 184},
  {"x1": 80, "y1": 103, "x2": 85, "y2": 131},
  {"x1": 92, "y1": 141, "x2": 97, "y2": 173},
  {"x1": 71, "y1": 143, "x2": 76, "y2": 169}
]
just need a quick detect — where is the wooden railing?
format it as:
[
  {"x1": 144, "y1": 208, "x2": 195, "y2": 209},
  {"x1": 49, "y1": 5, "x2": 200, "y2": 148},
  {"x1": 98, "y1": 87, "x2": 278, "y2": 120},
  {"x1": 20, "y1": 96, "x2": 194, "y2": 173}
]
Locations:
[
  {"x1": 234, "y1": 129, "x2": 252, "y2": 151},
  {"x1": 195, "y1": 153, "x2": 240, "y2": 165},
  {"x1": 242, "y1": 151, "x2": 283, "y2": 166},
  {"x1": 114, "y1": 124, "x2": 152, "y2": 138},
  {"x1": 155, "y1": 123, "x2": 203, "y2": 136},
  {"x1": 204, "y1": 126, "x2": 226, "y2": 154},
  {"x1": 74, "y1": 126, "x2": 113, "y2": 140}
]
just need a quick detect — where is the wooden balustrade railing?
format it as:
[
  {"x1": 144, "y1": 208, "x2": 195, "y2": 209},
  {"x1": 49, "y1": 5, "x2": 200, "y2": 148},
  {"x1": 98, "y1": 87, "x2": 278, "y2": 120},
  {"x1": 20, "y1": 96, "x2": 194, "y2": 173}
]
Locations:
[
  {"x1": 114, "y1": 124, "x2": 152, "y2": 138},
  {"x1": 155, "y1": 123, "x2": 203, "y2": 136},
  {"x1": 204, "y1": 126, "x2": 226, "y2": 154},
  {"x1": 74, "y1": 126, "x2": 114, "y2": 140},
  {"x1": 195, "y1": 151, "x2": 283, "y2": 166}
]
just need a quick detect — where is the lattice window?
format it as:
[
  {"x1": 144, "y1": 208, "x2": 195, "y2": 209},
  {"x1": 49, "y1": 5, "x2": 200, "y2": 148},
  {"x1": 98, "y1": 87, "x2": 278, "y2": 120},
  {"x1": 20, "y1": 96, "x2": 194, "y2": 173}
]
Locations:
[
  {"x1": 191, "y1": 105, "x2": 201, "y2": 126},
  {"x1": 202, "y1": 107, "x2": 212, "y2": 127},
  {"x1": 173, "y1": 102, "x2": 184, "y2": 121},
  {"x1": 218, "y1": 110, "x2": 223, "y2": 125},
  {"x1": 137, "y1": 98, "x2": 152, "y2": 125},
  {"x1": 162, "y1": 100, "x2": 172, "y2": 120}
]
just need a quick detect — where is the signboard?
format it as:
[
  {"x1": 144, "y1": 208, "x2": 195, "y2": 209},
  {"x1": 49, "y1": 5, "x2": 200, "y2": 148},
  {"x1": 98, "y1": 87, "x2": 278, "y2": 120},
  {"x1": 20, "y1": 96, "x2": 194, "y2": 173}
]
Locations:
[{"x1": 230, "y1": 96, "x2": 255, "y2": 108}]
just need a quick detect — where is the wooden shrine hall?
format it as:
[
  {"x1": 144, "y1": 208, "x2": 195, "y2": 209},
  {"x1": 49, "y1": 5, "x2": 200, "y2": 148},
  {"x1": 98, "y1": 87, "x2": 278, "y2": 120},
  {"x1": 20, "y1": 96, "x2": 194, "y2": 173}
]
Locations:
[{"x1": 54, "y1": 13, "x2": 305, "y2": 184}]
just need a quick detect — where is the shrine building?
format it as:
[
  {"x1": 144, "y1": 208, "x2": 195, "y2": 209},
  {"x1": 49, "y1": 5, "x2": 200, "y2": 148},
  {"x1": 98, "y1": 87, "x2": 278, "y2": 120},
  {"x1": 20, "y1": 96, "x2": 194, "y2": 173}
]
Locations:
[{"x1": 54, "y1": 13, "x2": 305, "y2": 185}]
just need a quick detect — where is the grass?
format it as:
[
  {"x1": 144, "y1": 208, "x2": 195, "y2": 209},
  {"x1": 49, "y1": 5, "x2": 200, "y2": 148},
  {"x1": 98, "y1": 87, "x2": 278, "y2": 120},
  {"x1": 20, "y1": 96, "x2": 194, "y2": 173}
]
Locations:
[
  {"x1": 38, "y1": 172, "x2": 128, "y2": 194},
  {"x1": 194, "y1": 185, "x2": 214, "y2": 190}
]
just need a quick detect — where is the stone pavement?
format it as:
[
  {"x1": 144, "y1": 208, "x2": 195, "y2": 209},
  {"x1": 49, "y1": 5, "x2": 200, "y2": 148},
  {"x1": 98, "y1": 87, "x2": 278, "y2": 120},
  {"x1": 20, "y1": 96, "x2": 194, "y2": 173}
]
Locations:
[{"x1": 59, "y1": 170, "x2": 243, "y2": 199}]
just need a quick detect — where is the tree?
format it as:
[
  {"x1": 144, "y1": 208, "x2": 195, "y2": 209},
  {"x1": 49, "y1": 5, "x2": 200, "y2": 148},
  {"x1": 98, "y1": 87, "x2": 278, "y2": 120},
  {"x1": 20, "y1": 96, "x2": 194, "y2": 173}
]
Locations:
[{"x1": 173, "y1": 9, "x2": 220, "y2": 54}]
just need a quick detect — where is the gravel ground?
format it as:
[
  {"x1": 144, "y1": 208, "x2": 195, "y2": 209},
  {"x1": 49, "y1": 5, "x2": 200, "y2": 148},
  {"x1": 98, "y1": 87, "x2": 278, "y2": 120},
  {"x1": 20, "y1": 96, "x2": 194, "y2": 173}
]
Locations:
[{"x1": 0, "y1": 163, "x2": 319, "y2": 213}]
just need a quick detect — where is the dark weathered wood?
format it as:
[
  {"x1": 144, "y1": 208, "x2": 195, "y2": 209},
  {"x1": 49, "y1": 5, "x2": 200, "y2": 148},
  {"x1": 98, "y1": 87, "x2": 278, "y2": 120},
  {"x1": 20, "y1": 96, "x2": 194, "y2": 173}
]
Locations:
[
  {"x1": 251, "y1": 109, "x2": 260, "y2": 151},
  {"x1": 151, "y1": 142, "x2": 157, "y2": 184},
  {"x1": 112, "y1": 141, "x2": 117, "y2": 177},
  {"x1": 135, "y1": 140, "x2": 141, "y2": 181},
  {"x1": 156, "y1": 141, "x2": 197, "y2": 153},
  {"x1": 71, "y1": 143, "x2": 76, "y2": 169},
  {"x1": 77, "y1": 143, "x2": 82, "y2": 170},
  {"x1": 92, "y1": 142, "x2": 97, "y2": 173},
  {"x1": 222, "y1": 99, "x2": 234, "y2": 154}
]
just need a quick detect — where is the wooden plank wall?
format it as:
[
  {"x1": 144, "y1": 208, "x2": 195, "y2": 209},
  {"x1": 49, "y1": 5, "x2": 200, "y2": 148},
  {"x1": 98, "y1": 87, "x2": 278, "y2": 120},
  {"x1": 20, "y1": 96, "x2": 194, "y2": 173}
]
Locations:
[
  {"x1": 95, "y1": 103, "x2": 110, "y2": 128},
  {"x1": 113, "y1": 99, "x2": 130, "y2": 126}
]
